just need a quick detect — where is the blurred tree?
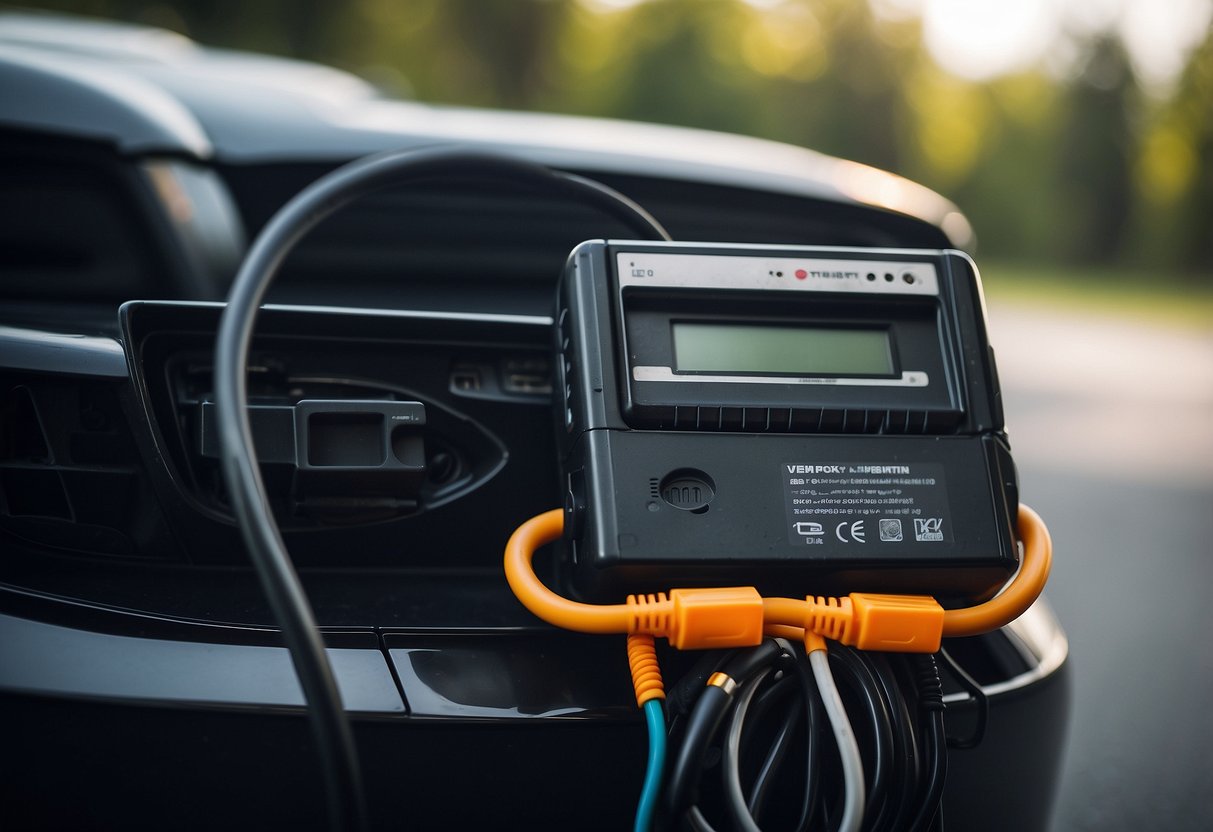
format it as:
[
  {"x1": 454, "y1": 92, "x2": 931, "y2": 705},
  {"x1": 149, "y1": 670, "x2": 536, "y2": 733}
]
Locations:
[
  {"x1": 571, "y1": 0, "x2": 762, "y2": 134},
  {"x1": 776, "y1": 0, "x2": 909, "y2": 174},
  {"x1": 1051, "y1": 36, "x2": 1137, "y2": 265},
  {"x1": 1180, "y1": 28, "x2": 1213, "y2": 270},
  {"x1": 939, "y1": 74, "x2": 1061, "y2": 261},
  {"x1": 1127, "y1": 24, "x2": 1213, "y2": 274},
  {"x1": 363, "y1": 0, "x2": 572, "y2": 109}
]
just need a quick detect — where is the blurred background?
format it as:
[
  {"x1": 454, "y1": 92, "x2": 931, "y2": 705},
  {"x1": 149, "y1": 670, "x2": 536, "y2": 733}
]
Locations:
[{"x1": 11, "y1": 1, "x2": 1211, "y2": 829}]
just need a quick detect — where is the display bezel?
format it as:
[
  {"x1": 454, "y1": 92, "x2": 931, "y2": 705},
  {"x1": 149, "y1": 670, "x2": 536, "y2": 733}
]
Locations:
[{"x1": 607, "y1": 246, "x2": 967, "y2": 429}]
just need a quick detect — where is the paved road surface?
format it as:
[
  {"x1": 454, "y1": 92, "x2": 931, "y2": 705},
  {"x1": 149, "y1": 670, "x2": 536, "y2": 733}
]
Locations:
[{"x1": 987, "y1": 301, "x2": 1213, "y2": 832}]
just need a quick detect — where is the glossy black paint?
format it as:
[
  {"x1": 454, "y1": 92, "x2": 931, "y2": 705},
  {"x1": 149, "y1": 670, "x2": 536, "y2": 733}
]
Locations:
[{"x1": 0, "y1": 15, "x2": 1067, "y2": 828}]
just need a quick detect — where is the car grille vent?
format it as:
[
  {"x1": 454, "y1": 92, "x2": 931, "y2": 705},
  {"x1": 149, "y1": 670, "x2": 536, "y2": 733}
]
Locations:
[
  {"x1": 0, "y1": 155, "x2": 160, "y2": 302},
  {"x1": 222, "y1": 166, "x2": 949, "y2": 314},
  {"x1": 0, "y1": 374, "x2": 170, "y2": 558}
]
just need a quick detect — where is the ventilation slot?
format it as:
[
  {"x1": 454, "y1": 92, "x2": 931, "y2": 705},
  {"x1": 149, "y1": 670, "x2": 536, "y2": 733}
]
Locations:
[{"x1": 0, "y1": 377, "x2": 163, "y2": 558}]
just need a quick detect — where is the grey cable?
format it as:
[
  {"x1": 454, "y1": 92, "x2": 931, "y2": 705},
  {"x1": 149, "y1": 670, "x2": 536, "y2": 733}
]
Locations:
[
  {"x1": 723, "y1": 667, "x2": 773, "y2": 832},
  {"x1": 686, "y1": 806, "x2": 720, "y2": 832},
  {"x1": 811, "y1": 649, "x2": 866, "y2": 832},
  {"x1": 214, "y1": 146, "x2": 671, "y2": 832}
]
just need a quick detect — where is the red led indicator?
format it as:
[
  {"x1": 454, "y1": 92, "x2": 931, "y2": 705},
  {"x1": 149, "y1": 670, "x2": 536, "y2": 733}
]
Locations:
[{"x1": 794, "y1": 269, "x2": 807, "y2": 280}]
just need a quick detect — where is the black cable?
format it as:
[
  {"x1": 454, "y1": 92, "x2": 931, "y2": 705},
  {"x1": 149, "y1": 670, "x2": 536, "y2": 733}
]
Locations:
[
  {"x1": 738, "y1": 673, "x2": 797, "y2": 799},
  {"x1": 722, "y1": 667, "x2": 775, "y2": 832},
  {"x1": 667, "y1": 641, "x2": 788, "y2": 821},
  {"x1": 732, "y1": 653, "x2": 823, "y2": 832},
  {"x1": 745, "y1": 680, "x2": 802, "y2": 822},
  {"x1": 667, "y1": 684, "x2": 734, "y2": 821},
  {"x1": 213, "y1": 147, "x2": 672, "y2": 832},
  {"x1": 790, "y1": 653, "x2": 823, "y2": 832},
  {"x1": 685, "y1": 806, "x2": 719, "y2": 832},
  {"x1": 732, "y1": 656, "x2": 799, "y2": 784},
  {"x1": 721, "y1": 640, "x2": 787, "y2": 683},
  {"x1": 938, "y1": 645, "x2": 988, "y2": 749},
  {"x1": 551, "y1": 170, "x2": 673, "y2": 241},
  {"x1": 907, "y1": 655, "x2": 948, "y2": 832},
  {"x1": 911, "y1": 712, "x2": 947, "y2": 832},
  {"x1": 829, "y1": 647, "x2": 895, "y2": 832},
  {"x1": 867, "y1": 653, "x2": 920, "y2": 830},
  {"x1": 668, "y1": 650, "x2": 735, "y2": 719}
]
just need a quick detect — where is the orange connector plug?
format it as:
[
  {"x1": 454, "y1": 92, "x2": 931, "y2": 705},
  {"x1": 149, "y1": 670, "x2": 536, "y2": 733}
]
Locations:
[
  {"x1": 504, "y1": 509, "x2": 764, "y2": 649},
  {"x1": 763, "y1": 593, "x2": 944, "y2": 653},
  {"x1": 628, "y1": 587, "x2": 765, "y2": 650}
]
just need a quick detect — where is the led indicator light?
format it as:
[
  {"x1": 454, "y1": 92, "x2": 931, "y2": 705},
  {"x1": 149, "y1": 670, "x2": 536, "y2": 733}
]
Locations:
[{"x1": 795, "y1": 269, "x2": 807, "y2": 280}]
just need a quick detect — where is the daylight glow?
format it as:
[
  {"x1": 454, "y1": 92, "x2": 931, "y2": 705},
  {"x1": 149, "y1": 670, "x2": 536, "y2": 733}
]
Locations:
[
  {"x1": 1119, "y1": 0, "x2": 1213, "y2": 91},
  {"x1": 893, "y1": 0, "x2": 1212, "y2": 91},
  {"x1": 920, "y1": 0, "x2": 1057, "y2": 81}
]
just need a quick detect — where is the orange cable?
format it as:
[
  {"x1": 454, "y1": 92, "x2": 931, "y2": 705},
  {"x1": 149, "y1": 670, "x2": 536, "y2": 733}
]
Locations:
[
  {"x1": 940, "y1": 503, "x2": 1052, "y2": 637},
  {"x1": 504, "y1": 504, "x2": 1051, "y2": 651},
  {"x1": 627, "y1": 633, "x2": 665, "y2": 706}
]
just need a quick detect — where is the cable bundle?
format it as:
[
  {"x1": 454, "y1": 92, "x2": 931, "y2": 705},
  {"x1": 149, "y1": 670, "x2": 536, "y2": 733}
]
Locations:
[
  {"x1": 630, "y1": 638, "x2": 953, "y2": 832},
  {"x1": 505, "y1": 507, "x2": 1050, "y2": 831}
]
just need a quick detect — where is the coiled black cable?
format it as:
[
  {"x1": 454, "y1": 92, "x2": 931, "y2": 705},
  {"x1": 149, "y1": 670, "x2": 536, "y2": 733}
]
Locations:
[
  {"x1": 907, "y1": 655, "x2": 948, "y2": 832},
  {"x1": 666, "y1": 641, "x2": 788, "y2": 819},
  {"x1": 829, "y1": 647, "x2": 895, "y2": 831},
  {"x1": 746, "y1": 700, "x2": 802, "y2": 819},
  {"x1": 741, "y1": 675, "x2": 801, "y2": 822},
  {"x1": 939, "y1": 645, "x2": 989, "y2": 749},
  {"x1": 664, "y1": 644, "x2": 959, "y2": 832},
  {"x1": 867, "y1": 652, "x2": 921, "y2": 829},
  {"x1": 789, "y1": 652, "x2": 823, "y2": 832}
]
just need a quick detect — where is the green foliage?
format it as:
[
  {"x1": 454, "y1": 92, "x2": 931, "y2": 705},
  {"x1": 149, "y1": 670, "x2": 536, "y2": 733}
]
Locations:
[{"x1": 981, "y1": 261, "x2": 1213, "y2": 329}]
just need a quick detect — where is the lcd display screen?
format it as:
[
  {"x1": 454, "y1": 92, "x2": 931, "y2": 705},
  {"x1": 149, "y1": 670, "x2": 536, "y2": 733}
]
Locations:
[{"x1": 672, "y1": 323, "x2": 893, "y2": 376}]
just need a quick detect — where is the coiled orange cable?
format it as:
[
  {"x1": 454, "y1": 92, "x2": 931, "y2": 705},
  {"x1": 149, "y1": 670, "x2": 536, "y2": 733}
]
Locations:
[{"x1": 627, "y1": 633, "x2": 666, "y2": 706}]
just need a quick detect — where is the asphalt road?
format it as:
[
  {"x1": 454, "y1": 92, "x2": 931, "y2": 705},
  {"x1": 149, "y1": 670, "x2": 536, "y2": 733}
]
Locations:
[{"x1": 986, "y1": 301, "x2": 1213, "y2": 832}]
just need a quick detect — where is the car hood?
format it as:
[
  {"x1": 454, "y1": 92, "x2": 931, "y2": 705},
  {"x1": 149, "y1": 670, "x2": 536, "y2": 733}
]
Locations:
[{"x1": 0, "y1": 11, "x2": 971, "y2": 244}]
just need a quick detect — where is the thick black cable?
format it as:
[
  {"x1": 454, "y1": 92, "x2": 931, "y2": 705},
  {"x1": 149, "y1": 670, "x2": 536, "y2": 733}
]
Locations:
[
  {"x1": 667, "y1": 641, "x2": 788, "y2": 820},
  {"x1": 668, "y1": 650, "x2": 735, "y2": 719},
  {"x1": 910, "y1": 712, "x2": 947, "y2": 832},
  {"x1": 743, "y1": 670, "x2": 797, "y2": 731},
  {"x1": 667, "y1": 684, "x2": 733, "y2": 821},
  {"x1": 729, "y1": 653, "x2": 824, "y2": 832},
  {"x1": 745, "y1": 682, "x2": 802, "y2": 822},
  {"x1": 791, "y1": 653, "x2": 823, "y2": 832},
  {"x1": 939, "y1": 645, "x2": 988, "y2": 749},
  {"x1": 214, "y1": 147, "x2": 671, "y2": 832},
  {"x1": 907, "y1": 655, "x2": 948, "y2": 832},
  {"x1": 829, "y1": 647, "x2": 895, "y2": 831},
  {"x1": 867, "y1": 653, "x2": 920, "y2": 830},
  {"x1": 551, "y1": 170, "x2": 672, "y2": 241},
  {"x1": 685, "y1": 806, "x2": 719, "y2": 832},
  {"x1": 721, "y1": 640, "x2": 787, "y2": 684},
  {"x1": 747, "y1": 715, "x2": 799, "y2": 817}
]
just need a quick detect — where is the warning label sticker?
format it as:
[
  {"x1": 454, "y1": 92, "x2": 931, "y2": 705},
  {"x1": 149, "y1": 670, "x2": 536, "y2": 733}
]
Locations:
[{"x1": 782, "y1": 462, "x2": 952, "y2": 548}]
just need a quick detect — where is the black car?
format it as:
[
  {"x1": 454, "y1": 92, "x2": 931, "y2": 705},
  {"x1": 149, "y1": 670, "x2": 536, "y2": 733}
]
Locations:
[{"x1": 0, "y1": 12, "x2": 1068, "y2": 830}]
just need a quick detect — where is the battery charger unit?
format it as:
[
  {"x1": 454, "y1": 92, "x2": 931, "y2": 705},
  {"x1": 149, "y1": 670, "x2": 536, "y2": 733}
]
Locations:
[{"x1": 554, "y1": 241, "x2": 1019, "y2": 602}]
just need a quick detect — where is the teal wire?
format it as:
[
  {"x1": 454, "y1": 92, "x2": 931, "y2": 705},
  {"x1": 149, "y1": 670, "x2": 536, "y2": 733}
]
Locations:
[{"x1": 635, "y1": 698, "x2": 667, "y2": 832}]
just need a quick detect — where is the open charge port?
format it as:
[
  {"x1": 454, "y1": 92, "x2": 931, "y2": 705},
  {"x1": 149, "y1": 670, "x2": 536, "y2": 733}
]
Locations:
[
  {"x1": 307, "y1": 412, "x2": 384, "y2": 467},
  {"x1": 197, "y1": 399, "x2": 427, "y2": 516}
]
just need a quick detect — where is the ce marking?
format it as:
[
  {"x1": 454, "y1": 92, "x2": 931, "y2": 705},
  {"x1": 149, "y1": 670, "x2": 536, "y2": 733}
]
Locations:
[{"x1": 835, "y1": 520, "x2": 866, "y2": 544}]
